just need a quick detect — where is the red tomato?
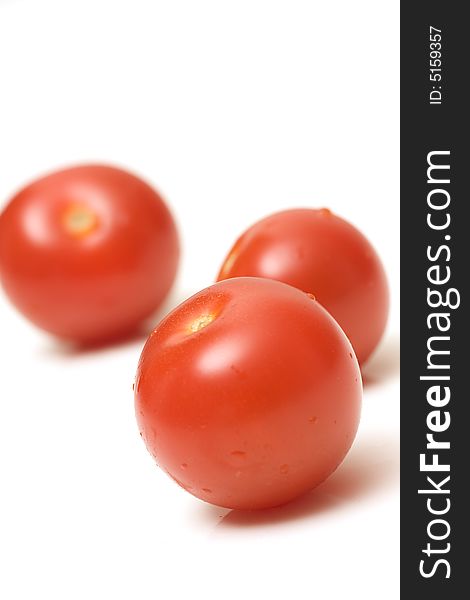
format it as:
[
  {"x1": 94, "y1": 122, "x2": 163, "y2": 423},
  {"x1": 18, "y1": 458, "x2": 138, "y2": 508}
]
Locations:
[
  {"x1": 217, "y1": 209, "x2": 389, "y2": 364},
  {"x1": 135, "y1": 277, "x2": 361, "y2": 510},
  {"x1": 0, "y1": 165, "x2": 179, "y2": 343}
]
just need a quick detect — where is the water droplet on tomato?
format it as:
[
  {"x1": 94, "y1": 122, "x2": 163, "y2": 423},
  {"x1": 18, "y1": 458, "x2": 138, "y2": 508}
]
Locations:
[{"x1": 230, "y1": 450, "x2": 246, "y2": 458}]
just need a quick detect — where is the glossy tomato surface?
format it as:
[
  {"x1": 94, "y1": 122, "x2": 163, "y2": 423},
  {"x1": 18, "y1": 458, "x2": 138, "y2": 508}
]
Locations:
[
  {"x1": 135, "y1": 277, "x2": 362, "y2": 510},
  {"x1": 0, "y1": 165, "x2": 179, "y2": 343},
  {"x1": 217, "y1": 208, "x2": 389, "y2": 364}
]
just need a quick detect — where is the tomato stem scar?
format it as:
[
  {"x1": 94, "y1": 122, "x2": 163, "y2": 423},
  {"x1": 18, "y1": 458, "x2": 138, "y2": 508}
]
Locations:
[
  {"x1": 189, "y1": 313, "x2": 215, "y2": 333},
  {"x1": 63, "y1": 204, "x2": 99, "y2": 237}
]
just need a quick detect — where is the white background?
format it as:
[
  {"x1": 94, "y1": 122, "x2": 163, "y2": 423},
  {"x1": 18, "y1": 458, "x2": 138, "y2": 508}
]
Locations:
[{"x1": 0, "y1": 1, "x2": 399, "y2": 598}]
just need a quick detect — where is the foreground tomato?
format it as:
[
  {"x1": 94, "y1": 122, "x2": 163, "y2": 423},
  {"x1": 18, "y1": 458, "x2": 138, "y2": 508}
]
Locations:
[
  {"x1": 0, "y1": 165, "x2": 179, "y2": 343},
  {"x1": 217, "y1": 208, "x2": 389, "y2": 364},
  {"x1": 135, "y1": 277, "x2": 361, "y2": 510}
]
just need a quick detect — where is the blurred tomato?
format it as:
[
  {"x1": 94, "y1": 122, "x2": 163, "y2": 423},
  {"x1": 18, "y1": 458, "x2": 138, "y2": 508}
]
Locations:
[
  {"x1": 217, "y1": 208, "x2": 389, "y2": 364},
  {"x1": 0, "y1": 165, "x2": 179, "y2": 343},
  {"x1": 135, "y1": 277, "x2": 361, "y2": 510}
]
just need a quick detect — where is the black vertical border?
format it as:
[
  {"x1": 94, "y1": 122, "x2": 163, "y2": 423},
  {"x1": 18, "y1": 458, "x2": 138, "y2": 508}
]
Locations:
[{"x1": 401, "y1": 2, "x2": 468, "y2": 597}]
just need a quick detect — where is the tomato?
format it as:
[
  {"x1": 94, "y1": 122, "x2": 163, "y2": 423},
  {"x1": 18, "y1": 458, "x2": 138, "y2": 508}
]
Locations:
[
  {"x1": 217, "y1": 208, "x2": 389, "y2": 364},
  {"x1": 0, "y1": 165, "x2": 179, "y2": 344},
  {"x1": 135, "y1": 277, "x2": 361, "y2": 510}
]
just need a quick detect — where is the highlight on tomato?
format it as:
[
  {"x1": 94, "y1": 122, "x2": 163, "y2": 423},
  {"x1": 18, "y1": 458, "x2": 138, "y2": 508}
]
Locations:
[
  {"x1": 0, "y1": 164, "x2": 179, "y2": 344},
  {"x1": 135, "y1": 277, "x2": 362, "y2": 510}
]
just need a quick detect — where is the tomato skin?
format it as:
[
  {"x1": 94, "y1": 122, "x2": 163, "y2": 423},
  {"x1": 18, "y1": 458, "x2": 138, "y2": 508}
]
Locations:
[
  {"x1": 135, "y1": 277, "x2": 361, "y2": 510},
  {"x1": 217, "y1": 209, "x2": 389, "y2": 364},
  {"x1": 0, "y1": 165, "x2": 179, "y2": 343}
]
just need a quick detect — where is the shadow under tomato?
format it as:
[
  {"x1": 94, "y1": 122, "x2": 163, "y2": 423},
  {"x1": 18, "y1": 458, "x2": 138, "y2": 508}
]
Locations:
[
  {"x1": 38, "y1": 326, "x2": 149, "y2": 359},
  {"x1": 211, "y1": 433, "x2": 399, "y2": 529},
  {"x1": 36, "y1": 285, "x2": 198, "y2": 358},
  {"x1": 361, "y1": 333, "x2": 400, "y2": 387}
]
